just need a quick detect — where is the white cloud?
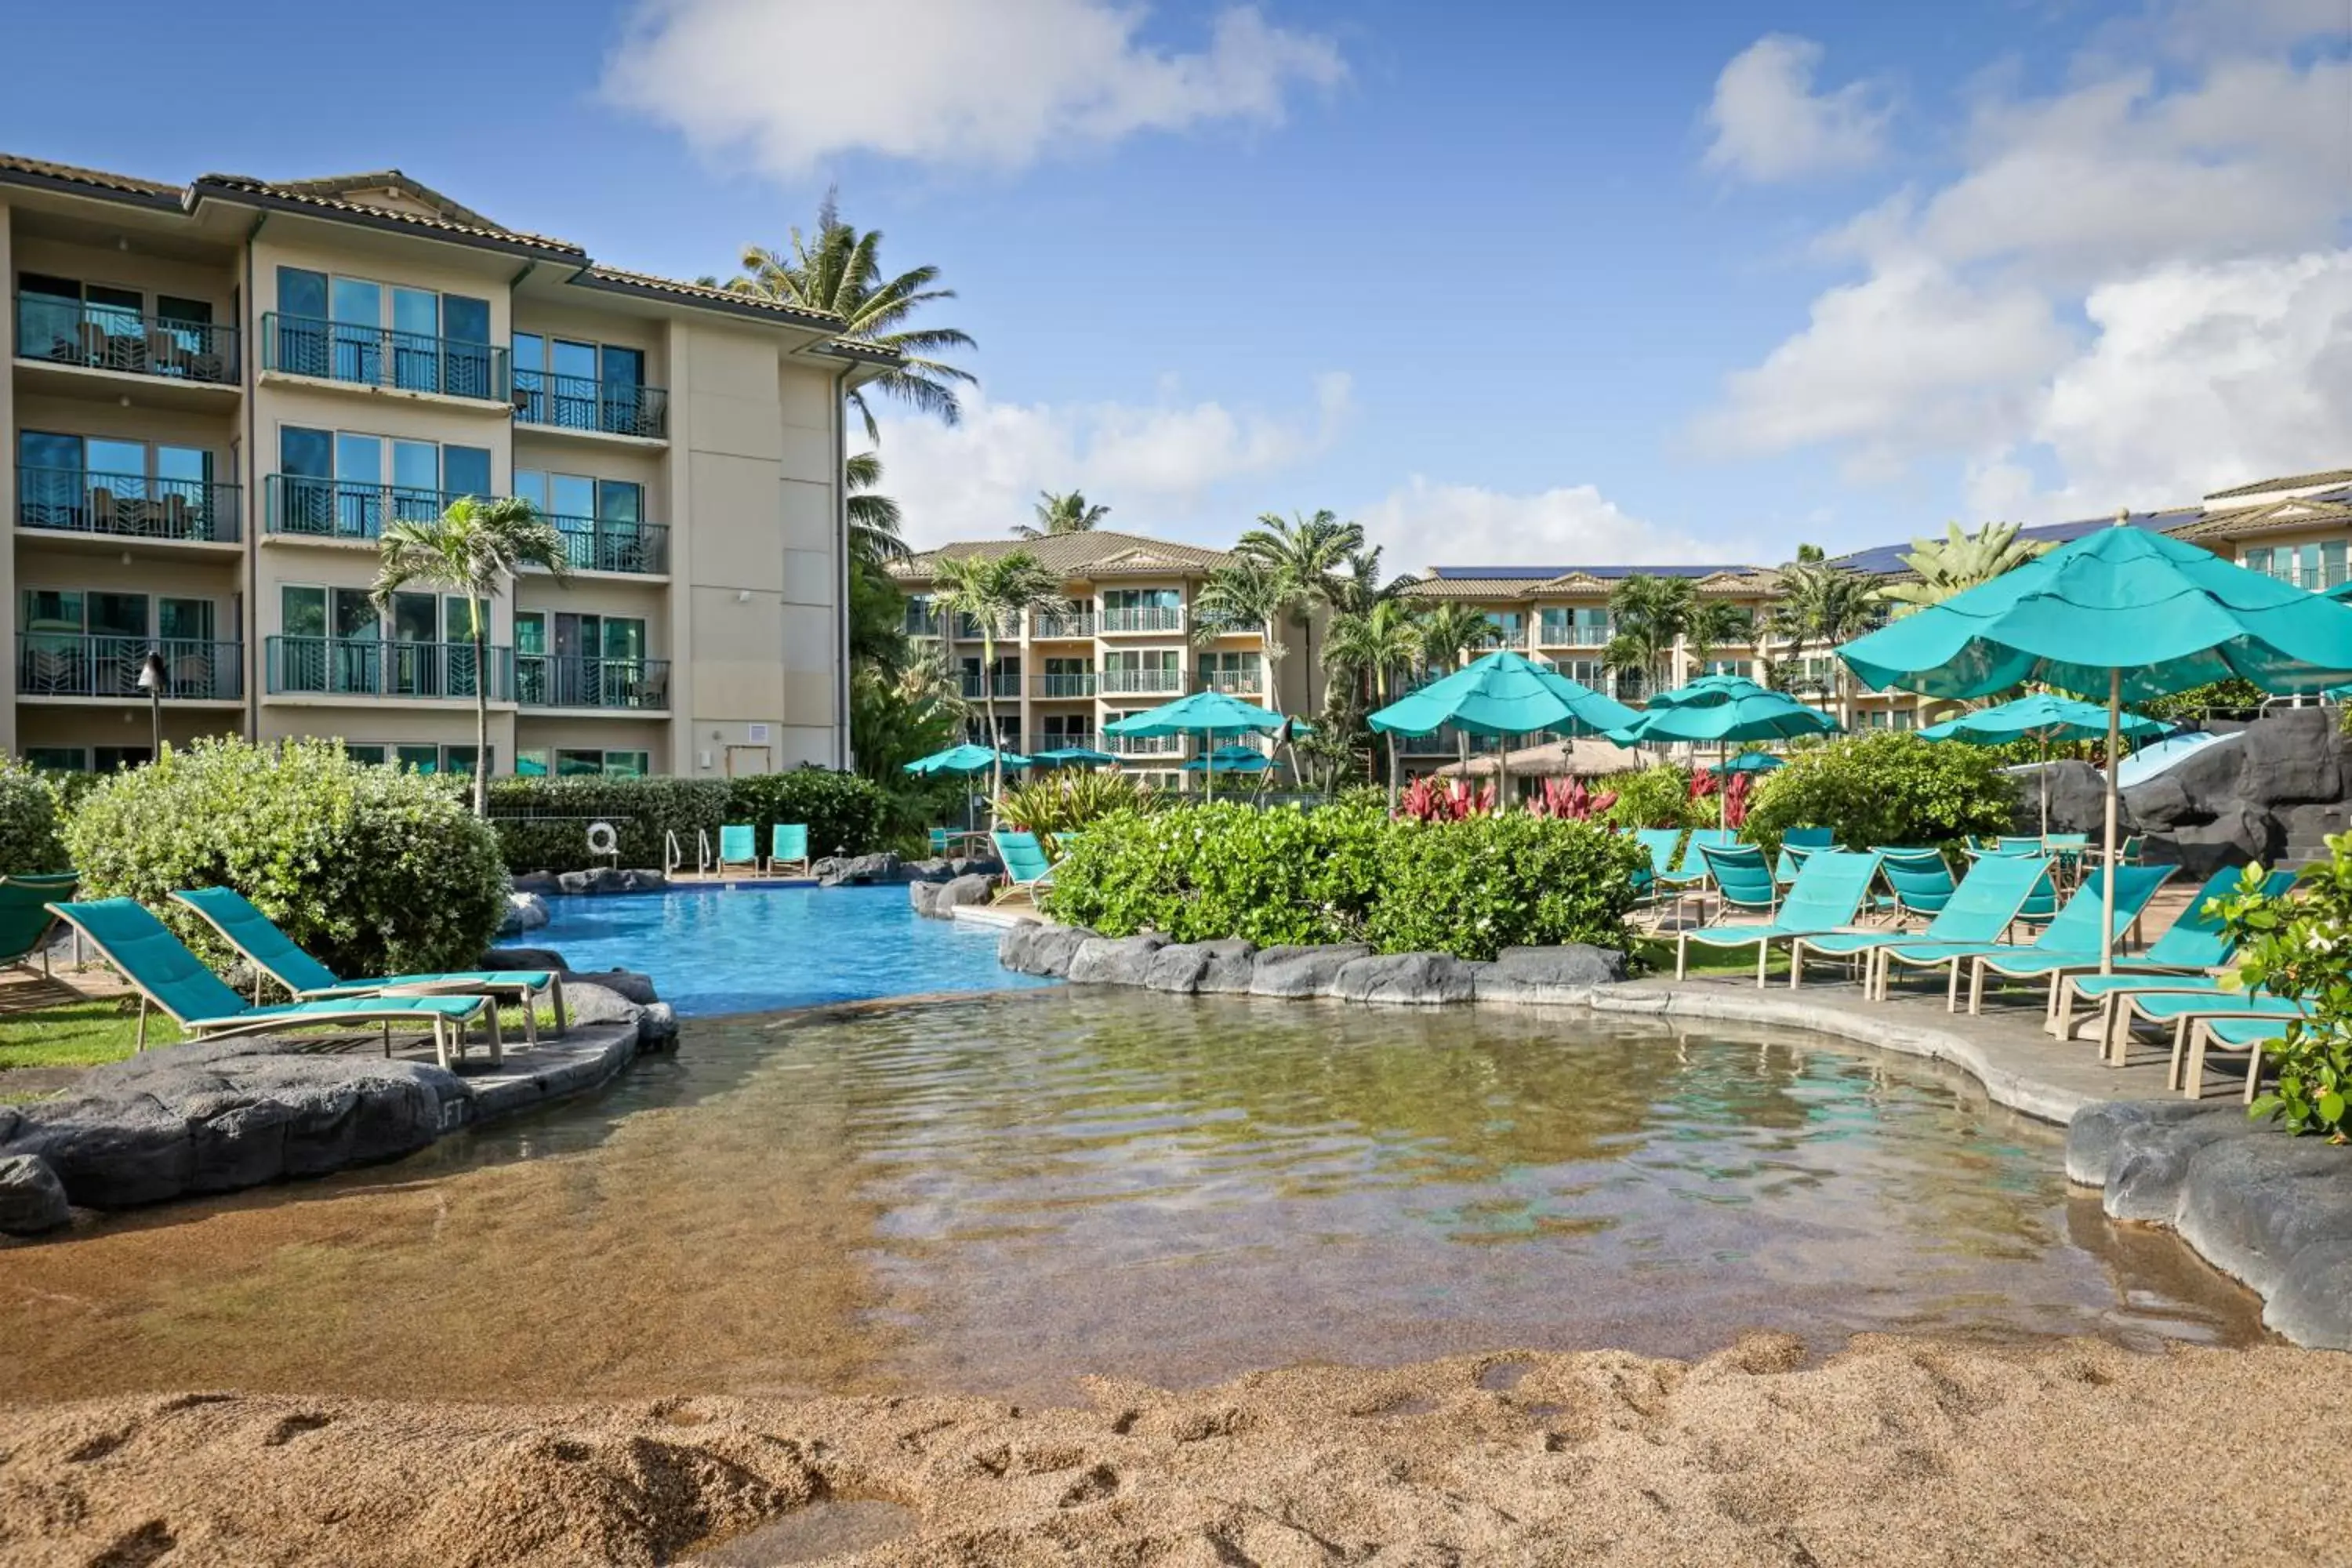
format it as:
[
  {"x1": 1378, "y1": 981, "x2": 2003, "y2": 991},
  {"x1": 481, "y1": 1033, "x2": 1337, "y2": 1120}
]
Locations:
[
  {"x1": 874, "y1": 373, "x2": 1352, "y2": 547},
  {"x1": 1703, "y1": 35, "x2": 1891, "y2": 182},
  {"x1": 603, "y1": 0, "x2": 1345, "y2": 175},
  {"x1": 1356, "y1": 478, "x2": 1740, "y2": 570}
]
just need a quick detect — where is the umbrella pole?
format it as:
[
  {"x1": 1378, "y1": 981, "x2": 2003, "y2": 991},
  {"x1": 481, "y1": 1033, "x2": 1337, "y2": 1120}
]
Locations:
[
  {"x1": 2039, "y1": 732, "x2": 2049, "y2": 837},
  {"x1": 1498, "y1": 746, "x2": 1510, "y2": 814},
  {"x1": 2100, "y1": 671, "x2": 2121, "y2": 975}
]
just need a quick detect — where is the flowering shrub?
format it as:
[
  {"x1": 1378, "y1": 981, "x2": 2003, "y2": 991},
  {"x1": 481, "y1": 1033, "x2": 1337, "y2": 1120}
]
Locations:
[
  {"x1": 1745, "y1": 732, "x2": 2013, "y2": 851},
  {"x1": 1526, "y1": 776, "x2": 1617, "y2": 821},
  {"x1": 2214, "y1": 833, "x2": 2352, "y2": 1139},
  {"x1": 1603, "y1": 764, "x2": 1696, "y2": 829},
  {"x1": 0, "y1": 754, "x2": 68, "y2": 873}
]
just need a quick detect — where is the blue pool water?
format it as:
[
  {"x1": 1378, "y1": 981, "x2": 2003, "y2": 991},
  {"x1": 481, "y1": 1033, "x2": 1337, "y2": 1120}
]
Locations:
[{"x1": 533, "y1": 885, "x2": 1055, "y2": 1015}]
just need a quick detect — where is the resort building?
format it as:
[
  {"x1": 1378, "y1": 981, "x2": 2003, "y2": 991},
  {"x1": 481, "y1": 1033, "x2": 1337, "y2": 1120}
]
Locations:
[
  {"x1": 887, "y1": 531, "x2": 1321, "y2": 783},
  {"x1": 0, "y1": 152, "x2": 893, "y2": 779}
]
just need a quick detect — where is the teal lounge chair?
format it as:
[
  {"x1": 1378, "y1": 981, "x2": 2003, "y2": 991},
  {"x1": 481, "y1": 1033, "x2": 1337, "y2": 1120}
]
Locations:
[
  {"x1": 0, "y1": 873, "x2": 77, "y2": 974},
  {"x1": 1656, "y1": 828, "x2": 1737, "y2": 924},
  {"x1": 1786, "y1": 854, "x2": 2049, "y2": 995},
  {"x1": 2178, "y1": 1013, "x2": 2309, "y2": 1101},
  {"x1": 991, "y1": 829, "x2": 1054, "y2": 906},
  {"x1": 1773, "y1": 827, "x2": 1836, "y2": 887},
  {"x1": 2046, "y1": 868, "x2": 2299, "y2": 1040},
  {"x1": 49, "y1": 898, "x2": 500, "y2": 1068},
  {"x1": 2095, "y1": 984, "x2": 2309, "y2": 1069},
  {"x1": 171, "y1": 887, "x2": 564, "y2": 1042},
  {"x1": 1676, "y1": 850, "x2": 1882, "y2": 986},
  {"x1": 770, "y1": 823, "x2": 811, "y2": 877},
  {"x1": 1871, "y1": 848, "x2": 1955, "y2": 927},
  {"x1": 717, "y1": 824, "x2": 759, "y2": 875},
  {"x1": 1875, "y1": 866, "x2": 2173, "y2": 1012},
  {"x1": 1630, "y1": 828, "x2": 1681, "y2": 914}
]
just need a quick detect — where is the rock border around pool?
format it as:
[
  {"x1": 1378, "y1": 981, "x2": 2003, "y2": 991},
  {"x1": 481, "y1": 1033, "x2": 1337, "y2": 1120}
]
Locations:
[{"x1": 1000, "y1": 924, "x2": 2352, "y2": 1352}]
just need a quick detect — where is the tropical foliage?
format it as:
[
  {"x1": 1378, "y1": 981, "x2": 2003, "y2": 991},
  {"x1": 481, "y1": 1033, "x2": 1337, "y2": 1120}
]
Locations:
[
  {"x1": 371, "y1": 496, "x2": 570, "y2": 815},
  {"x1": 729, "y1": 191, "x2": 975, "y2": 439},
  {"x1": 1603, "y1": 575, "x2": 1695, "y2": 696},
  {"x1": 1877, "y1": 521, "x2": 2048, "y2": 613},
  {"x1": 845, "y1": 450, "x2": 907, "y2": 564},
  {"x1": 1603, "y1": 764, "x2": 1700, "y2": 829},
  {"x1": 991, "y1": 771, "x2": 1162, "y2": 847},
  {"x1": 1017, "y1": 490, "x2": 1109, "y2": 539},
  {"x1": 2213, "y1": 836, "x2": 2352, "y2": 1139},
  {"x1": 1744, "y1": 731, "x2": 2015, "y2": 851},
  {"x1": 1767, "y1": 551, "x2": 1879, "y2": 703},
  {"x1": 0, "y1": 755, "x2": 68, "y2": 873},
  {"x1": 1235, "y1": 508, "x2": 1363, "y2": 705}
]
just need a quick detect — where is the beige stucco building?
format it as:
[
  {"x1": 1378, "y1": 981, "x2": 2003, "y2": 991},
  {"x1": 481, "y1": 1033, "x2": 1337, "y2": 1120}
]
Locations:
[{"x1": 2, "y1": 153, "x2": 891, "y2": 779}]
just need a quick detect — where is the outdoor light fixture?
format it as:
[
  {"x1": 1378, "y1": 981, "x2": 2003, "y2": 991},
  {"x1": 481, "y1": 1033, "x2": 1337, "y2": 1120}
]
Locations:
[{"x1": 136, "y1": 648, "x2": 167, "y2": 758}]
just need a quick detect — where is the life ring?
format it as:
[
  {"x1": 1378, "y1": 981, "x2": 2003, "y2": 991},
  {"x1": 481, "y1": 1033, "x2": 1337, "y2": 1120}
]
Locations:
[{"x1": 586, "y1": 820, "x2": 620, "y2": 859}]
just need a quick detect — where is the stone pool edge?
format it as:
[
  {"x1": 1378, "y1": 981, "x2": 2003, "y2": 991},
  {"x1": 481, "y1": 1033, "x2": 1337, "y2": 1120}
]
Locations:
[{"x1": 993, "y1": 924, "x2": 2352, "y2": 1352}]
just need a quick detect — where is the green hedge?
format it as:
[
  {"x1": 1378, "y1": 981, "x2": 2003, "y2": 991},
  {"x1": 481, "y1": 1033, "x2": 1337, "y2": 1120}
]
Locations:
[
  {"x1": 1744, "y1": 731, "x2": 2015, "y2": 851},
  {"x1": 487, "y1": 768, "x2": 895, "y2": 872},
  {"x1": 65, "y1": 738, "x2": 506, "y2": 978},
  {"x1": 1044, "y1": 803, "x2": 1648, "y2": 960},
  {"x1": 0, "y1": 756, "x2": 68, "y2": 874}
]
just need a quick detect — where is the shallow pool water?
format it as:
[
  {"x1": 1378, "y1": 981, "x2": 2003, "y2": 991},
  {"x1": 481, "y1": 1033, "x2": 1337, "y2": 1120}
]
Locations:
[
  {"x1": 535, "y1": 884, "x2": 1053, "y2": 1014},
  {"x1": 0, "y1": 991, "x2": 2259, "y2": 1406}
]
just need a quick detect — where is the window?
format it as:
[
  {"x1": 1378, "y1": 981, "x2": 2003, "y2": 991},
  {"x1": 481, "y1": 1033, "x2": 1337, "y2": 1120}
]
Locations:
[
  {"x1": 93, "y1": 746, "x2": 151, "y2": 771},
  {"x1": 275, "y1": 426, "x2": 489, "y2": 537},
  {"x1": 278, "y1": 586, "x2": 487, "y2": 697},
  {"x1": 274, "y1": 268, "x2": 495, "y2": 396},
  {"x1": 604, "y1": 751, "x2": 648, "y2": 778},
  {"x1": 514, "y1": 470, "x2": 648, "y2": 570},
  {"x1": 555, "y1": 747, "x2": 646, "y2": 777},
  {"x1": 514, "y1": 334, "x2": 656, "y2": 434},
  {"x1": 1479, "y1": 611, "x2": 1526, "y2": 647},
  {"x1": 17, "y1": 431, "x2": 221, "y2": 539},
  {"x1": 516, "y1": 750, "x2": 550, "y2": 777},
  {"x1": 21, "y1": 748, "x2": 85, "y2": 772},
  {"x1": 344, "y1": 744, "x2": 388, "y2": 766},
  {"x1": 513, "y1": 612, "x2": 649, "y2": 706},
  {"x1": 1199, "y1": 650, "x2": 1256, "y2": 691}
]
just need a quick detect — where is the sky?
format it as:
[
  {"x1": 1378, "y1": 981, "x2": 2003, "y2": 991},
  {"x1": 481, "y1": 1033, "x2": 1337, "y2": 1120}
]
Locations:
[{"x1": 5, "y1": 0, "x2": 2348, "y2": 569}]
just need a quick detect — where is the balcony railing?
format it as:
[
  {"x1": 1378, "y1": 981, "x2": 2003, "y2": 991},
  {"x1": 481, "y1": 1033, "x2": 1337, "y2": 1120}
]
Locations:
[
  {"x1": 266, "y1": 474, "x2": 459, "y2": 541},
  {"x1": 1028, "y1": 733, "x2": 1098, "y2": 755},
  {"x1": 1101, "y1": 606, "x2": 1184, "y2": 633},
  {"x1": 17, "y1": 634, "x2": 243, "y2": 700},
  {"x1": 546, "y1": 514, "x2": 670, "y2": 575},
  {"x1": 949, "y1": 612, "x2": 1021, "y2": 639},
  {"x1": 1101, "y1": 666, "x2": 1184, "y2": 695},
  {"x1": 1031, "y1": 612, "x2": 1098, "y2": 637},
  {"x1": 266, "y1": 637, "x2": 511, "y2": 700},
  {"x1": 15, "y1": 296, "x2": 238, "y2": 383},
  {"x1": 1106, "y1": 731, "x2": 1185, "y2": 757},
  {"x1": 517, "y1": 655, "x2": 670, "y2": 710},
  {"x1": 16, "y1": 466, "x2": 241, "y2": 543},
  {"x1": 1196, "y1": 670, "x2": 1262, "y2": 695},
  {"x1": 905, "y1": 608, "x2": 942, "y2": 637},
  {"x1": 1036, "y1": 672, "x2": 1098, "y2": 697},
  {"x1": 959, "y1": 672, "x2": 1025, "y2": 699},
  {"x1": 262, "y1": 312, "x2": 507, "y2": 401},
  {"x1": 1399, "y1": 728, "x2": 1503, "y2": 756},
  {"x1": 1538, "y1": 624, "x2": 1611, "y2": 648},
  {"x1": 514, "y1": 368, "x2": 668, "y2": 439}
]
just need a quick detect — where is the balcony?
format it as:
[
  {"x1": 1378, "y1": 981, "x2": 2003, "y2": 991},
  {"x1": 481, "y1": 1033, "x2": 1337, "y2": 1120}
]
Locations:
[
  {"x1": 517, "y1": 655, "x2": 670, "y2": 710},
  {"x1": 265, "y1": 474, "x2": 459, "y2": 542},
  {"x1": 1100, "y1": 606, "x2": 1184, "y2": 633},
  {"x1": 904, "y1": 608, "x2": 942, "y2": 637},
  {"x1": 514, "y1": 368, "x2": 668, "y2": 440},
  {"x1": 17, "y1": 634, "x2": 243, "y2": 701},
  {"x1": 1031, "y1": 612, "x2": 1097, "y2": 638},
  {"x1": 1539, "y1": 624, "x2": 1612, "y2": 648},
  {"x1": 959, "y1": 672, "x2": 1025, "y2": 699},
  {"x1": 546, "y1": 514, "x2": 670, "y2": 575},
  {"x1": 15, "y1": 296, "x2": 238, "y2": 385},
  {"x1": 266, "y1": 637, "x2": 511, "y2": 700},
  {"x1": 261, "y1": 312, "x2": 507, "y2": 402},
  {"x1": 16, "y1": 467, "x2": 241, "y2": 544},
  {"x1": 1106, "y1": 731, "x2": 1185, "y2": 757},
  {"x1": 1399, "y1": 728, "x2": 1502, "y2": 757},
  {"x1": 950, "y1": 612, "x2": 1021, "y2": 640},
  {"x1": 1196, "y1": 670, "x2": 1262, "y2": 695},
  {"x1": 1028, "y1": 732, "x2": 1098, "y2": 755},
  {"x1": 1035, "y1": 671, "x2": 1098, "y2": 698},
  {"x1": 1101, "y1": 666, "x2": 1184, "y2": 695}
]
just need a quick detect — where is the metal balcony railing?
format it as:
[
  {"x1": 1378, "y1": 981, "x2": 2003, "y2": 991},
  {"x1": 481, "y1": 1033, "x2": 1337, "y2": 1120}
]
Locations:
[
  {"x1": 1101, "y1": 666, "x2": 1184, "y2": 695},
  {"x1": 513, "y1": 368, "x2": 668, "y2": 438},
  {"x1": 1031, "y1": 612, "x2": 1097, "y2": 637},
  {"x1": 1106, "y1": 731, "x2": 1185, "y2": 757},
  {"x1": 15, "y1": 295, "x2": 238, "y2": 383},
  {"x1": 262, "y1": 312, "x2": 507, "y2": 401},
  {"x1": 1399, "y1": 727, "x2": 1503, "y2": 756},
  {"x1": 1538, "y1": 623, "x2": 1612, "y2": 648},
  {"x1": 516, "y1": 655, "x2": 671, "y2": 710},
  {"x1": 17, "y1": 634, "x2": 243, "y2": 700},
  {"x1": 1036, "y1": 672, "x2": 1098, "y2": 697},
  {"x1": 265, "y1": 637, "x2": 510, "y2": 700},
  {"x1": 949, "y1": 612, "x2": 1021, "y2": 639},
  {"x1": 1100, "y1": 606, "x2": 1184, "y2": 633},
  {"x1": 265, "y1": 474, "x2": 459, "y2": 541},
  {"x1": 904, "y1": 608, "x2": 942, "y2": 637},
  {"x1": 1196, "y1": 670, "x2": 1262, "y2": 695},
  {"x1": 544, "y1": 514, "x2": 670, "y2": 575},
  {"x1": 959, "y1": 672, "x2": 1025, "y2": 699},
  {"x1": 16, "y1": 466, "x2": 241, "y2": 543},
  {"x1": 1029, "y1": 733, "x2": 1098, "y2": 755}
]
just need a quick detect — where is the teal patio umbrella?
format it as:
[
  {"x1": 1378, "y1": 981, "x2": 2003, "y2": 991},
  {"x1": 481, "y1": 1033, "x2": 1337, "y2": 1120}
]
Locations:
[
  {"x1": 1646, "y1": 672, "x2": 1774, "y2": 709},
  {"x1": 1369, "y1": 649, "x2": 1639, "y2": 803},
  {"x1": 2330, "y1": 582, "x2": 2352, "y2": 601},
  {"x1": 1185, "y1": 743, "x2": 1272, "y2": 774},
  {"x1": 1609, "y1": 688, "x2": 1840, "y2": 746},
  {"x1": 904, "y1": 742, "x2": 1033, "y2": 833},
  {"x1": 1102, "y1": 690, "x2": 1297, "y2": 798},
  {"x1": 1919, "y1": 692, "x2": 2167, "y2": 835},
  {"x1": 1838, "y1": 517, "x2": 2352, "y2": 971},
  {"x1": 1708, "y1": 750, "x2": 1784, "y2": 775},
  {"x1": 1029, "y1": 746, "x2": 1119, "y2": 768}
]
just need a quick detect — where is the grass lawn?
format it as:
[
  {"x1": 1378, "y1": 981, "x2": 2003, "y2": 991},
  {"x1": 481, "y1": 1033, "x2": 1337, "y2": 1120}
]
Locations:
[{"x1": 1632, "y1": 935, "x2": 1770, "y2": 978}]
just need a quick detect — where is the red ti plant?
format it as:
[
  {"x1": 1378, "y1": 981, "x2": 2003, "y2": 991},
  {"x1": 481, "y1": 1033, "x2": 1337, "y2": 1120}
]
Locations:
[
  {"x1": 1687, "y1": 767, "x2": 1720, "y2": 801},
  {"x1": 1723, "y1": 769, "x2": 1753, "y2": 829},
  {"x1": 1527, "y1": 776, "x2": 1620, "y2": 822}
]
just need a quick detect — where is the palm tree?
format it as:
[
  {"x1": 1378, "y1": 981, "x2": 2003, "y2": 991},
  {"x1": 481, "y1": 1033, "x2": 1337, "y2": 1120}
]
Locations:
[
  {"x1": 1234, "y1": 509, "x2": 1363, "y2": 711},
  {"x1": 1017, "y1": 490, "x2": 1109, "y2": 539},
  {"x1": 1192, "y1": 557, "x2": 1295, "y2": 706},
  {"x1": 928, "y1": 550, "x2": 1061, "y2": 797},
  {"x1": 1769, "y1": 557, "x2": 1878, "y2": 709},
  {"x1": 730, "y1": 191, "x2": 976, "y2": 441},
  {"x1": 1877, "y1": 521, "x2": 2048, "y2": 613},
  {"x1": 1411, "y1": 602, "x2": 1494, "y2": 769},
  {"x1": 1686, "y1": 600, "x2": 1752, "y2": 676},
  {"x1": 1324, "y1": 597, "x2": 1426, "y2": 800},
  {"x1": 1606, "y1": 574, "x2": 1697, "y2": 696},
  {"x1": 371, "y1": 497, "x2": 570, "y2": 816},
  {"x1": 845, "y1": 450, "x2": 906, "y2": 564}
]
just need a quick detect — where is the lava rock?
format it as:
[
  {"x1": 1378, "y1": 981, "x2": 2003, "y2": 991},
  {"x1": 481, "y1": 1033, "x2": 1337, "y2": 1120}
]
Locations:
[
  {"x1": 499, "y1": 892, "x2": 551, "y2": 937},
  {"x1": 949, "y1": 855, "x2": 1004, "y2": 879},
  {"x1": 4, "y1": 1092, "x2": 194, "y2": 1207},
  {"x1": 815, "y1": 853, "x2": 906, "y2": 887},
  {"x1": 482, "y1": 946, "x2": 572, "y2": 974},
  {"x1": 0, "y1": 1153, "x2": 70, "y2": 1235},
  {"x1": 560, "y1": 968, "x2": 656, "y2": 1006},
  {"x1": 1330, "y1": 953, "x2": 1482, "y2": 1005},
  {"x1": 2146, "y1": 804, "x2": 2281, "y2": 878},
  {"x1": 2266, "y1": 1238, "x2": 2352, "y2": 1350},
  {"x1": 1478, "y1": 945, "x2": 1628, "y2": 1004},
  {"x1": 998, "y1": 924, "x2": 1093, "y2": 978},
  {"x1": 563, "y1": 982, "x2": 648, "y2": 1029},
  {"x1": 510, "y1": 871, "x2": 562, "y2": 897},
  {"x1": 556, "y1": 870, "x2": 593, "y2": 896},
  {"x1": 2012, "y1": 760, "x2": 2119, "y2": 835},
  {"x1": 2100, "y1": 1108, "x2": 2249, "y2": 1224},
  {"x1": 2175, "y1": 1136, "x2": 2352, "y2": 1299},
  {"x1": 0, "y1": 1105, "x2": 19, "y2": 1146},
  {"x1": 1249, "y1": 944, "x2": 1372, "y2": 999},
  {"x1": 2238, "y1": 707, "x2": 2344, "y2": 807},
  {"x1": 906, "y1": 858, "x2": 957, "y2": 884},
  {"x1": 637, "y1": 1001, "x2": 679, "y2": 1051},
  {"x1": 1142, "y1": 938, "x2": 1258, "y2": 994},
  {"x1": 620, "y1": 869, "x2": 669, "y2": 893},
  {"x1": 1066, "y1": 934, "x2": 1170, "y2": 987},
  {"x1": 2063, "y1": 1098, "x2": 2223, "y2": 1186},
  {"x1": 912, "y1": 874, "x2": 993, "y2": 919}
]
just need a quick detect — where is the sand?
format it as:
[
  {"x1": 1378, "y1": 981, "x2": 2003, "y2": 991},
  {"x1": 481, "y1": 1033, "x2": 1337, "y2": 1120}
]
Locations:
[{"x1": 5, "y1": 1334, "x2": 2347, "y2": 1566}]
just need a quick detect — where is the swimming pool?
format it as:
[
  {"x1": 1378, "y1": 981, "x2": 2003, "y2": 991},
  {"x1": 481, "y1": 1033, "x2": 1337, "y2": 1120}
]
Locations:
[{"x1": 534, "y1": 884, "x2": 1054, "y2": 1014}]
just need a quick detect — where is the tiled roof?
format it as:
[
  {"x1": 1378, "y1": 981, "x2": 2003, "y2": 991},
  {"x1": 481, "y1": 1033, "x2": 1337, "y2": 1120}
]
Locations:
[
  {"x1": 1401, "y1": 575, "x2": 1556, "y2": 599},
  {"x1": 1823, "y1": 509, "x2": 2198, "y2": 577},
  {"x1": 2176, "y1": 495, "x2": 2352, "y2": 543},
  {"x1": 1427, "y1": 563, "x2": 1755, "y2": 580},
  {"x1": 0, "y1": 151, "x2": 181, "y2": 203},
  {"x1": 257, "y1": 169, "x2": 517, "y2": 240},
  {"x1": 893, "y1": 531, "x2": 1233, "y2": 581},
  {"x1": 2205, "y1": 467, "x2": 2352, "y2": 501},
  {"x1": 192, "y1": 172, "x2": 586, "y2": 256},
  {"x1": 573, "y1": 266, "x2": 848, "y2": 330}
]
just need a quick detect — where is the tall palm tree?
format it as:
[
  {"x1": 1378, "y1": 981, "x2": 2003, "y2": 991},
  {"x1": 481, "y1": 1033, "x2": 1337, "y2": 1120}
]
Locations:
[
  {"x1": 1017, "y1": 490, "x2": 1109, "y2": 539},
  {"x1": 1686, "y1": 600, "x2": 1752, "y2": 676},
  {"x1": 1606, "y1": 574, "x2": 1697, "y2": 695},
  {"x1": 1192, "y1": 557, "x2": 1295, "y2": 705},
  {"x1": 928, "y1": 550, "x2": 1061, "y2": 797},
  {"x1": 1324, "y1": 597, "x2": 1426, "y2": 799},
  {"x1": 844, "y1": 450, "x2": 906, "y2": 564},
  {"x1": 1411, "y1": 601, "x2": 1494, "y2": 769},
  {"x1": 1234, "y1": 509, "x2": 1363, "y2": 711},
  {"x1": 372, "y1": 496, "x2": 570, "y2": 815},
  {"x1": 730, "y1": 191, "x2": 976, "y2": 441},
  {"x1": 1877, "y1": 521, "x2": 2048, "y2": 613},
  {"x1": 1770, "y1": 558, "x2": 1878, "y2": 709}
]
